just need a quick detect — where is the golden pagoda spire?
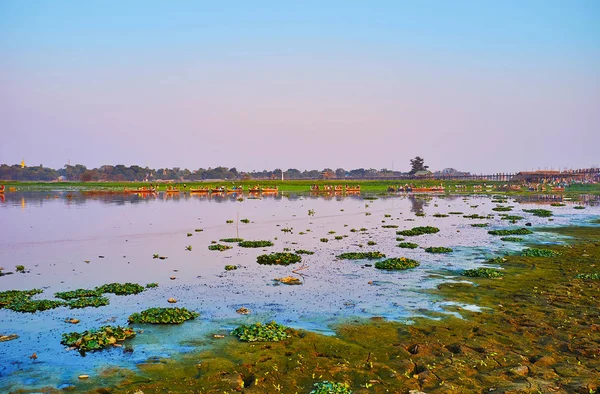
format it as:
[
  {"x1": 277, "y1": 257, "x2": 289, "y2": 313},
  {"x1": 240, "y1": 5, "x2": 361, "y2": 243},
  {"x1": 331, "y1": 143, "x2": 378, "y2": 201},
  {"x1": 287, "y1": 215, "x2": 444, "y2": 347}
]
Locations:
[{"x1": 21, "y1": 159, "x2": 25, "y2": 168}]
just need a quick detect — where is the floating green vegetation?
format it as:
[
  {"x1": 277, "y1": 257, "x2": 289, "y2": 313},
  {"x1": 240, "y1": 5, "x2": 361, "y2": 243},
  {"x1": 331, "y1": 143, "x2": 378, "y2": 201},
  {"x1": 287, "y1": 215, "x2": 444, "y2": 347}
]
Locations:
[
  {"x1": 145, "y1": 283, "x2": 158, "y2": 288},
  {"x1": 397, "y1": 242, "x2": 418, "y2": 249},
  {"x1": 295, "y1": 249, "x2": 315, "y2": 255},
  {"x1": 463, "y1": 214, "x2": 488, "y2": 219},
  {"x1": 425, "y1": 246, "x2": 453, "y2": 253},
  {"x1": 367, "y1": 240, "x2": 377, "y2": 246},
  {"x1": 320, "y1": 238, "x2": 329, "y2": 243},
  {"x1": 224, "y1": 265, "x2": 238, "y2": 271},
  {"x1": 375, "y1": 257, "x2": 420, "y2": 270},
  {"x1": 575, "y1": 272, "x2": 600, "y2": 280},
  {"x1": 308, "y1": 209, "x2": 315, "y2": 216},
  {"x1": 485, "y1": 256, "x2": 507, "y2": 264},
  {"x1": 397, "y1": 226, "x2": 440, "y2": 236},
  {"x1": 61, "y1": 326, "x2": 136, "y2": 352},
  {"x1": 238, "y1": 240, "x2": 274, "y2": 248},
  {"x1": 186, "y1": 233, "x2": 192, "y2": 237},
  {"x1": 282, "y1": 227, "x2": 293, "y2": 233},
  {"x1": 257, "y1": 253, "x2": 302, "y2": 266},
  {"x1": 15, "y1": 265, "x2": 25, "y2": 273},
  {"x1": 226, "y1": 220, "x2": 234, "y2": 224},
  {"x1": 6, "y1": 299, "x2": 65, "y2": 313},
  {"x1": 523, "y1": 209, "x2": 553, "y2": 217},
  {"x1": 350, "y1": 228, "x2": 358, "y2": 232},
  {"x1": 194, "y1": 228, "x2": 203, "y2": 232},
  {"x1": 334, "y1": 236, "x2": 343, "y2": 240},
  {"x1": 208, "y1": 244, "x2": 233, "y2": 251},
  {"x1": 488, "y1": 228, "x2": 533, "y2": 236},
  {"x1": 501, "y1": 215, "x2": 524, "y2": 221},
  {"x1": 550, "y1": 203, "x2": 566, "y2": 207},
  {"x1": 492, "y1": 206, "x2": 513, "y2": 212},
  {"x1": 462, "y1": 268, "x2": 504, "y2": 278},
  {"x1": 384, "y1": 214, "x2": 391, "y2": 218},
  {"x1": 365, "y1": 212, "x2": 372, "y2": 216},
  {"x1": 219, "y1": 238, "x2": 244, "y2": 243},
  {"x1": 337, "y1": 251, "x2": 386, "y2": 260},
  {"x1": 471, "y1": 223, "x2": 489, "y2": 228},
  {"x1": 448, "y1": 211, "x2": 464, "y2": 215},
  {"x1": 328, "y1": 230, "x2": 336, "y2": 234},
  {"x1": 396, "y1": 237, "x2": 405, "y2": 241},
  {"x1": 433, "y1": 213, "x2": 449, "y2": 218},
  {"x1": 310, "y1": 381, "x2": 352, "y2": 394},
  {"x1": 128, "y1": 307, "x2": 199, "y2": 324},
  {"x1": 363, "y1": 196, "x2": 378, "y2": 200},
  {"x1": 0, "y1": 289, "x2": 43, "y2": 308},
  {"x1": 231, "y1": 321, "x2": 291, "y2": 342},
  {"x1": 500, "y1": 237, "x2": 524, "y2": 242},
  {"x1": 381, "y1": 225, "x2": 399, "y2": 228},
  {"x1": 573, "y1": 206, "x2": 585, "y2": 210},
  {"x1": 521, "y1": 248, "x2": 561, "y2": 257},
  {"x1": 54, "y1": 289, "x2": 102, "y2": 300},
  {"x1": 240, "y1": 218, "x2": 250, "y2": 223},
  {"x1": 68, "y1": 296, "x2": 110, "y2": 309},
  {"x1": 491, "y1": 199, "x2": 507, "y2": 204},
  {"x1": 96, "y1": 282, "x2": 146, "y2": 296}
]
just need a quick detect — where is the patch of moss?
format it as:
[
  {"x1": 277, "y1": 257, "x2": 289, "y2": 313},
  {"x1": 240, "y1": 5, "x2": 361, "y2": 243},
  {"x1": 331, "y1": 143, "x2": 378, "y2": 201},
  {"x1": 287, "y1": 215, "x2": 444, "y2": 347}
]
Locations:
[
  {"x1": 225, "y1": 265, "x2": 238, "y2": 271},
  {"x1": 471, "y1": 223, "x2": 489, "y2": 228},
  {"x1": 54, "y1": 289, "x2": 102, "y2": 300},
  {"x1": 575, "y1": 272, "x2": 600, "y2": 279},
  {"x1": 500, "y1": 237, "x2": 524, "y2": 242},
  {"x1": 381, "y1": 225, "x2": 399, "y2": 228},
  {"x1": 295, "y1": 249, "x2": 315, "y2": 255},
  {"x1": 433, "y1": 213, "x2": 449, "y2": 218},
  {"x1": 311, "y1": 381, "x2": 353, "y2": 394},
  {"x1": 5, "y1": 299, "x2": 65, "y2": 313},
  {"x1": 523, "y1": 209, "x2": 553, "y2": 217}
]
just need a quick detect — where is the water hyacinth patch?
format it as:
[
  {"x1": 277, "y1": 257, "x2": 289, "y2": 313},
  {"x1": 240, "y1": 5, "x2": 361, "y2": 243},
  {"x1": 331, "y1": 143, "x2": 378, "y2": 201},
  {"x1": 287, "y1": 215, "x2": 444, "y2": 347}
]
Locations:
[
  {"x1": 208, "y1": 244, "x2": 233, "y2": 251},
  {"x1": 320, "y1": 238, "x2": 329, "y2": 243},
  {"x1": 471, "y1": 223, "x2": 489, "y2": 227},
  {"x1": 367, "y1": 241, "x2": 377, "y2": 245},
  {"x1": 219, "y1": 238, "x2": 244, "y2": 243},
  {"x1": 573, "y1": 206, "x2": 585, "y2": 210},
  {"x1": 96, "y1": 283, "x2": 146, "y2": 295},
  {"x1": 425, "y1": 247, "x2": 453, "y2": 253},
  {"x1": 488, "y1": 228, "x2": 533, "y2": 236},
  {"x1": 231, "y1": 321, "x2": 291, "y2": 342},
  {"x1": 335, "y1": 236, "x2": 343, "y2": 240},
  {"x1": 381, "y1": 225, "x2": 399, "y2": 228},
  {"x1": 54, "y1": 289, "x2": 102, "y2": 300},
  {"x1": 145, "y1": 283, "x2": 158, "y2": 288},
  {"x1": 501, "y1": 215, "x2": 524, "y2": 221},
  {"x1": 523, "y1": 209, "x2": 553, "y2": 217},
  {"x1": 337, "y1": 251, "x2": 385, "y2": 260},
  {"x1": 68, "y1": 296, "x2": 110, "y2": 309},
  {"x1": 238, "y1": 240, "x2": 274, "y2": 248},
  {"x1": 448, "y1": 212, "x2": 463, "y2": 215},
  {"x1": 433, "y1": 213, "x2": 449, "y2": 218},
  {"x1": 550, "y1": 203, "x2": 566, "y2": 207},
  {"x1": 224, "y1": 265, "x2": 238, "y2": 271},
  {"x1": 6, "y1": 299, "x2": 66, "y2": 313},
  {"x1": 463, "y1": 268, "x2": 504, "y2": 278},
  {"x1": 295, "y1": 249, "x2": 315, "y2": 255},
  {"x1": 240, "y1": 218, "x2": 250, "y2": 223},
  {"x1": 61, "y1": 325, "x2": 135, "y2": 352},
  {"x1": 128, "y1": 307, "x2": 199, "y2": 324},
  {"x1": 500, "y1": 237, "x2": 524, "y2": 242},
  {"x1": 397, "y1": 242, "x2": 418, "y2": 249},
  {"x1": 492, "y1": 206, "x2": 513, "y2": 212},
  {"x1": 311, "y1": 381, "x2": 353, "y2": 394},
  {"x1": 0, "y1": 289, "x2": 44, "y2": 308},
  {"x1": 397, "y1": 226, "x2": 440, "y2": 236},
  {"x1": 257, "y1": 253, "x2": 302, "y2": 266},
  {"x1": 521, "y1": 248, "x2": 561, "y2": 257},
  {"x1": 375, "y1": 257, "x2": 420, "y2": 270}
]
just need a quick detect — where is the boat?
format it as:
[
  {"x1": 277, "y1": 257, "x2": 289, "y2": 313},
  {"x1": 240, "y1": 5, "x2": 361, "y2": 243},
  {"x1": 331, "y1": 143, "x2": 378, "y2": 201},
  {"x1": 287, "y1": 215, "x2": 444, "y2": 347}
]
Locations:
[
  {"x1": 189, "y1": 187, "x2": 209, "y2": 193},
  {"x1": 210, "y1": 187, "x2": 226, "y2": 193},
  {"x1": 0, "y1": 185, "x2": 4, "y2": 194},
  {"x1": 261, "y1": 186, "x2": 279, "y2": 193},
  {"x1": 248, "y1": 186, "x2": 261, "y2": 193},
  {"x1": 345, "y1": 185, "x2": 361, "y2": 192},
  {"x1": 165, "y1": 186, "x2": 180, "y2": 193},
  {"x1": 227, "y1": 186, "x2": 244, "y2": 193},
  {"x1": 310, "y1": 185, "x2": 333, "y2": 192}
]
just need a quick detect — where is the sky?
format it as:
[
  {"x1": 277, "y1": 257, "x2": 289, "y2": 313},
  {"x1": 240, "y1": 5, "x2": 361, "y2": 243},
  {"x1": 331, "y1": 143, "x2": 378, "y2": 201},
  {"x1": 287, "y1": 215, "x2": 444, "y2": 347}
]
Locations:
[{"x1": 1, "y1": 0, "x2": 599, "y2": 173}]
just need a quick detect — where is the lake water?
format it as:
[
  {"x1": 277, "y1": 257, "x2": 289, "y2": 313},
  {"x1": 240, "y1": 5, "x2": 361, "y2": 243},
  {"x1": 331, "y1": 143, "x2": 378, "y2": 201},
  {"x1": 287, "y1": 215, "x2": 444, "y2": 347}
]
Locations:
[{"x1": 0, "y1": 191, "x2": 598, "y2": 391}]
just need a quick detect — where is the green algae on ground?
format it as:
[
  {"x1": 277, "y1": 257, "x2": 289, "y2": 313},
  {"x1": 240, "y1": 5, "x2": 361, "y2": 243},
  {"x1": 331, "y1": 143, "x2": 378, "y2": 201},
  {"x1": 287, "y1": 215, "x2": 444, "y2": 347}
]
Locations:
[
  {"x1": 128, "y1": 307, "x2": 199, "y2": 324},
  {"x1": 61, "y1": 325, "x2": 136, "y2": 352},
  {"x1": 574, "y1": 205, "x2": 585, "y2": 210},
  {"x1": 375, "y1": 257, "x2": 420, "y2": 270},
  {"x1": 208, "y1": 244, "x2": 233, "y2": 251},
  {"x1": 396, "y1": 226, "x2": 440, "y2": 236},
  {"x1": 424, "y1": 246, "x2": 453, "y2": 253},
  {"x1": 367, "y1": 240, "x2": 377, "y2": 246},
  {"x1": 488, "y1": 228, "x2": 533, "y2": 236},
  {"x1": 462, "y1": 268, "x2": 504, "y2": 278},
  {"x1": 397, "y1": 242, "x2": 418, "y2": 249},
  {"x1": 96, "y1": 282, "x2": 146, "y2": 295},
  {"x1": 311, "y1": 381, "x2": 353, "y2": 394},
  {"x1": 320, "y1": 238, "x2": 329, "y2": 243},
  {"x1": 257, "y1": 252, "x2": 301, "y2": 266},
  {"x1": 238, "y1": 240, "x2": 274, "y2": 248},
  {"x1": 521, "y1": 248, "x2": 561, "y2": 257},
  {"x1": 231, "y1": 321, "x2": 291, "y2": 342},
  {"x1": 337, "y1": 251, "x2": 385, "y2": 260}
]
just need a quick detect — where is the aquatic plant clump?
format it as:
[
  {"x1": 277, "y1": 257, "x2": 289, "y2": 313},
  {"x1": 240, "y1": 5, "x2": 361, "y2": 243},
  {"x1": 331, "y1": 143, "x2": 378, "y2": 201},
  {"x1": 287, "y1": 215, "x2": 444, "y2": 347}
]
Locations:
[
  {"x1": 397, "y1": 242, "x2": 418, "y2": 249},
  {"x1": 375, "y1": 257, "x2": 420, "y2": 270},
  {"x1": 521, "y1": 248, "x2": 561, "y2": 257},
  {"x1": 238, "y1": 240, "x2": 274, "y2": 248},
  {"x1": 488, "y1": 228, "x2": 533, "y2": 236},
  {"x1": 381, "y1": 225, "x2": 399, "y2": 228},
  {"x1": 471, "y1": 223, "x2": 489, "y2": 228},
  {"x1": 61, "y1": 325, "x2": 136, "y2": 352},
  {"x1": 68, "y1": 296, "x2": 110, "y2": 309},
  {"x1": 295, "y1": 249, "x2": 315, "y2": 255},
  {"x1": 224, "y1": 265, "x2": 238, "y2": 271},
  {"x1": 463, "y1": 214, "x2": 489, "y2": 219},
  {"x1": 501, "y1": 237, "x2": 524, "y2": 242},
  {"x1": 231, "y1": 321, "x2": 291, "y2": 342},
  {"x1": 6, "y1": 299, "x2": 66, "y2": 313},
  {"x1": 396, "y1": 226, "x2": 440, "y2": 236},
  {"x1": 208, "y1": 244, "x2": 233, "y2": 251},
  {"x1": 425, "y1": 246, "x2": 453, "y2": 253},
  {"x1": 573, "y1": 206, "x2": 585, "y2": 210},
  {"x1": 128, "y1": 307, "x2": 199, "y2": 324},
  {"x1": 337, "y1": 251, "x2": 386, "y2": 260},
  {"x1": 219, "y1": 238, "x2": 244, "y2": 243},
  {"x1": 96, "y1": 283, "x2": 146, "y2": 295},
  {"x1": 54, "y1": 289, "x2": 102, "y2": 300},
  {"x1": 257, "y1": 253, "x2": 301, "y2": 266},
  {"x1": 433, "y1": 213, "x2": 449, "y2": 218},
  {"x1": 463, "y1": 268, "x2": 504, "y2": 278},
  {"x1": 501, "y1": 215, "x2": 524, "y2": 221},
  {"x1": 310, "y1": 381, "x2": 353, "y2": 394},
  {"x1": 492, "y1": 206, "x2": 513, "y2": 212},
  {"x1": 0, "y1": 289, "x2": 44, "y2": 308},
  {"x1": 523, "y1": 209, "x2": 553, "y2": 217}
]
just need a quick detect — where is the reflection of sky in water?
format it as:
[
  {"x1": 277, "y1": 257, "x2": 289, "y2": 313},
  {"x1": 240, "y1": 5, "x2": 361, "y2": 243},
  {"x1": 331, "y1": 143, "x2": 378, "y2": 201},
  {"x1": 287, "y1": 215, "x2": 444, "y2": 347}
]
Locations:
[{"x1": 0, "y1": 192, "x2": 598, "y2": 390}]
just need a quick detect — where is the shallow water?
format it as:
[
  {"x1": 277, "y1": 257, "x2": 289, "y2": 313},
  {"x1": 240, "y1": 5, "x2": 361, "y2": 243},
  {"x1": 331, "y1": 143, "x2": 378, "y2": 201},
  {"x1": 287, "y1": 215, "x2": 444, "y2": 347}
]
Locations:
[{"x1": 0, "y1": 191, "x2": 598, "y2": 391}]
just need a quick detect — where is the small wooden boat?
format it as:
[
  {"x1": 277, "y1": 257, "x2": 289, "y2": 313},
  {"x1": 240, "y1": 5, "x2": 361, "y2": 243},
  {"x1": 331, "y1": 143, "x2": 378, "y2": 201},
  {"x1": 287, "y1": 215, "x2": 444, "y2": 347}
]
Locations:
[
  {"x1": 310, "y1": 185, "x2": 333, "y2": 192},
  {"x1": 334, "y1": 185, "x2": 343, "y2": 191},
  {"x1": 210, "y1": 187, "x2": 226, "y2": 193},
  {"x1": 0, "y1": 185, "x2": 4, "y2": 194},
  {"x1": 261, "y1": 187, "x2": 279, "y2": 193},
  {"x1": 227, "y1": 186, "x2": 244, "y2": 193},
  {"x1": 345, "y1": 186, "x2": 361, "y2": 192},
  {"x1": 189, "y1": 187, "x2": 209, "y2": 193},
  {"x1": 165, "y1": 187, "x2": 180, "y2": 193},
  {"x1": 248, "y1": 186, "x2": 261, "y2": 192}
]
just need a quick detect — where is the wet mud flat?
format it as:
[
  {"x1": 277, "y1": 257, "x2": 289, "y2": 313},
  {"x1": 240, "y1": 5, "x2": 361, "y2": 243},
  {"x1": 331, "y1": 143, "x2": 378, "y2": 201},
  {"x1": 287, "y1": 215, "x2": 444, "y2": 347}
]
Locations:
[{"x1": 11, "y1": 226, "x2": 598, "y2": 394}]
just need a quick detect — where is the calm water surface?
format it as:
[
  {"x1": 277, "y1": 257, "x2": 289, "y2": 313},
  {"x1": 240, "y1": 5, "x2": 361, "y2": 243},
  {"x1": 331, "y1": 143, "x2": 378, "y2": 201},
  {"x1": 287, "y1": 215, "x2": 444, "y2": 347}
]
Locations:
[{"x1": 0, "y1": 191, "x2": 598, "y2": 391}]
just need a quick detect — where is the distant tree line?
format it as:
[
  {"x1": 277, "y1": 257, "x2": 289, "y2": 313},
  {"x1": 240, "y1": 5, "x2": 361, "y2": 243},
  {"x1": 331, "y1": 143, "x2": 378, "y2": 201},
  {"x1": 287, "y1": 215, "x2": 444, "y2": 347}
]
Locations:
[{"x1": 1, "y1": 157, "x2": 464, "y2": 182}]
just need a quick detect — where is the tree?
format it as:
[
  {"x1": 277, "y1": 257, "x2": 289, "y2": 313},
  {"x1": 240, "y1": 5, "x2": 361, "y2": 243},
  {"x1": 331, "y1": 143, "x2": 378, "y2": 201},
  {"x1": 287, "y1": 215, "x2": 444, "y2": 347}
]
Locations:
[
  {"x1": 409, "y1": 156, "x2": 429, "y2": 174},
  {"x1": 335, "y1": 168, "x2": 346, "y2": 178}
]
